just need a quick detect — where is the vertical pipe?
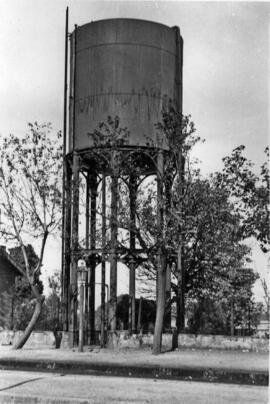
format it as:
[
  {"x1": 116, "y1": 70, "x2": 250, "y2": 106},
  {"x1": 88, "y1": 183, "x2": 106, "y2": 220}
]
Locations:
[
  {"x1": 63, "y1": 6, "x2": 69, "y2": 154},
  {"x1": 78, "y1": 282, "x2": 84, "y2": 352},
  {"x1": 129, "y1": 175, "x2": 136, "y2": 333},
  {"x1": 69, "y1": 24, "x2": 78, "y2": 346},
  {"x1": 85, "y1": 173, "x2": 90, "y2": 343},
  {"x1": 69, "y1": 151, "x2": 80, "y2": 345},
  {"x1": 85, "y1": 173, "x2": 90, "y2": 249},
  {"x1": 129, "y1": 258, "x2": 136, "y2": 333},
  {"x1": 89, "y1": 175, "x2": 97, "y2": 343},
  {"x1": 72, "y1": 25, "x2": 77, "y2": 150},
  {"x1": 174, "y1": 26, "x2": 185, "y2": 333},
  {"x1": 101, "y1": 174, "x2": 106, "y2": 346},
  {"x1": 61, "y1": 6, "x2": 69, "y2": 332},
  {"x1": 63, "y1": 164, "x2": 72, "y2": 331},
  {"x1": 173, "y1": 26, "x2": 183, "y2": 113},
  {"x1": 109, "y1": 154, "x2": 118, "y2": 332}
]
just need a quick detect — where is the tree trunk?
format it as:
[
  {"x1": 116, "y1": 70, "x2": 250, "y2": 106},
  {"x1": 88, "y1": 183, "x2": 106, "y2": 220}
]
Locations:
[
  {"x1": 12, "y1": 296, "x2": 44, "y2": 349},
  {"x1": 176, "y1": 243, "x2": 185, "y2": 332},
  {"x1": 230, "y1": 299, "x2": 234, "y2": 337},
  {"x1": 109, "y1": 163, "x2": 118, "y2": 332},
  {"x1": 176, "y1": 142, "x2": 185, "y2": 336},
  {"x1": 153, "y1": 150, "x2": 165, "y2": 355},
  {"x1": 153, "y1": 254, "x2": 167, "y2": 355}
]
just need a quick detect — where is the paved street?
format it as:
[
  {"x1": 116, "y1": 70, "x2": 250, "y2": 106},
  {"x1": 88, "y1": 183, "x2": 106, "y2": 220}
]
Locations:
[{"x1": 0, "y1": 370, "x2": 268, "y2": 404}]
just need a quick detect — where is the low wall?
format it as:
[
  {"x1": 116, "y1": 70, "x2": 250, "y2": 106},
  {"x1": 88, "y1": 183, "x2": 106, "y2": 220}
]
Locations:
[
  {"x1": 1, "y1": 330, "x2": 268, "y2": 352},
  {"x1": 101, "y1": 331, "x2": 269, "y2": 352},
  {"x1": 177, "y1": 334, "x2": 269, "y2": 352},
  {"x1": 106, "y1": 331, "x2": 173, "y2": 351},
  {"x1": 0, "y1": 330, "x2": 55, "y2": 348},
  {"x1": 106, "y1": 332, "x2": 269, "y2": 352}
]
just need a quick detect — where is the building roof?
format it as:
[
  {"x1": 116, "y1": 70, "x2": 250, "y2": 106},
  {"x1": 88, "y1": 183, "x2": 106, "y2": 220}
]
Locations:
[{"x1": 0, "y1": 246, "x2": 23, "y2": 276}]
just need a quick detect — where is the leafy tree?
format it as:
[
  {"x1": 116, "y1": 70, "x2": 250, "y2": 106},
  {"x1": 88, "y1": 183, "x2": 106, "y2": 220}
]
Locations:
[
  {"x1": 137, "y1": 167, "x2": 259, "y2": 336},
  {"x1": 0, "y1": 123, "x2": 62, "y2": 348},
  {"x1": 218, "y1": 145, "x2": 269, "y2": 252}
]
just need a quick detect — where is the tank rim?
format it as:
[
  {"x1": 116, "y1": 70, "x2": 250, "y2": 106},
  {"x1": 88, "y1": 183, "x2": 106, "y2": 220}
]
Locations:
[{"x1": 74, "y1": 18, "x2": 180, "y2": 34}]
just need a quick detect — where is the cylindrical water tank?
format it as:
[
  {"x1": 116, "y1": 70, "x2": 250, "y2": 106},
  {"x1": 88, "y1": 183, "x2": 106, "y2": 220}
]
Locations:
[{"x1": 68, "y1": 19, "x2": 182, "y2": 152}]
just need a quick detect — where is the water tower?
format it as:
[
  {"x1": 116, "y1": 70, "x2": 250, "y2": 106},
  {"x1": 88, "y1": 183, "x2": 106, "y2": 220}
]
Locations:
[{"x1": 61, "y1": 15, "x2": 183, "y2": 346}]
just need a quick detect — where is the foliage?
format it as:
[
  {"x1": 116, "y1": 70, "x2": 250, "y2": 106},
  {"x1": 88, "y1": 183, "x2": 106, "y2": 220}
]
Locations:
[
  {"x1": 10, "y1": 244, "x2": 43, "y2": 298},
  {"x1": 180, "y1": 171, "x2": 257, "y2": 300},
  {"x1": 13, "y1": 271, "x2": 61, "y2": 332},
  {"x1": 0, "y1": 122, "x2": 62, "y2": 348},
  {"x1": 0, "y1": 123, "x2": 62, "y2": 239},
  {"x1": 48, "y1": 271, "x2": 61, "y2": 298},
  {"x1": 12, "y1": 299, "x2": 35, "y2": 331},
  {"x1": 217, "y1": 145, "x2": 269, "y2": 252},
  {"x1": 187, "y1": 297, "x2": 262, "y2": 336},
  {"x1": 110, "y1": 108, "x2": 266, "y2": 340},
  {"x1": 137, "y1": 165, "x2": 260, "y2": 334}
]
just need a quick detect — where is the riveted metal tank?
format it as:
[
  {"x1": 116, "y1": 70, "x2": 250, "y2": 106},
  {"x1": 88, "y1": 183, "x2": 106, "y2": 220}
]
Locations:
[{"x1": 68, "y1": 18, "x2": 183, "y2": 152}]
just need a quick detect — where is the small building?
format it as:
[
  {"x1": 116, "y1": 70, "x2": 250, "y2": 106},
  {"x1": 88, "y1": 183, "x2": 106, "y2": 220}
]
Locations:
[{"x1": 0, "y1": 246, "x2": 22, "y2": 329}]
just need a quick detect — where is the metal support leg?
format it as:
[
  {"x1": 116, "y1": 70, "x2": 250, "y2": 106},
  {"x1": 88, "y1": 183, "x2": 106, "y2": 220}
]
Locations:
[
  {"x1": 89, "y1": 175, "x2": 97, "y2": 343},
  {"x1": 62, "y1": 162, "x2": 72, "y2": 332},
  {"x1": 129, "y1": 175, "x2": 137, "y2": 333},
  {"x1": 85, "y1": 173, "x2": 90, "y2": 343},
  {"x1": 101, "y1": 174, "x2": 106, "y2": 346},
  {"x1": 109, "y1": 171, "x2": 118, "y2": 332},
  {"x1": 69, "y1": 151, "x2": 80, "y2": 345}
]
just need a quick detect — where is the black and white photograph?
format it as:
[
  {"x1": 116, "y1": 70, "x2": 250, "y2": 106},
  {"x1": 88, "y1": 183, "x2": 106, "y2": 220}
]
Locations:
[{"x1": 0, "y1": 1, "x2": 268, "y2": 403}]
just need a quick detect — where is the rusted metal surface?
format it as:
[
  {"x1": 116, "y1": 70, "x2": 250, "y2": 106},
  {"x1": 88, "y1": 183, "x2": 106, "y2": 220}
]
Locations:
[{"x1": 69, "y1": 19, "x2": 181, "y2": 152}]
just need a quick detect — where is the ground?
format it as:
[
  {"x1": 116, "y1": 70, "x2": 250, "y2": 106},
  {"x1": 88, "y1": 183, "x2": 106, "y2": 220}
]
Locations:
[
  {"x1": 0, "y1": 346, "x2": 267, "y2": 372},
  {"x1": 0, "y1": 345, "x2": 268, "y2": 403},
  {"x1": 0, "y1": 370, "x2": 268, "y2": 404}
]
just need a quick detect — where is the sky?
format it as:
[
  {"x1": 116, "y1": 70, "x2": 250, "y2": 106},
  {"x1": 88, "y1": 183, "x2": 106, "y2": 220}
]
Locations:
[{"x1": 0, "y1": 0, "x2": 269, "y2": 300}]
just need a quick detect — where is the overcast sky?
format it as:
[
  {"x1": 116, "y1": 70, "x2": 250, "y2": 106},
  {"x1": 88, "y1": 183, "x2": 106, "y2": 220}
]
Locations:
[{"x1": 0, "y1": 1, "x2": 269, "y2": 298}]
